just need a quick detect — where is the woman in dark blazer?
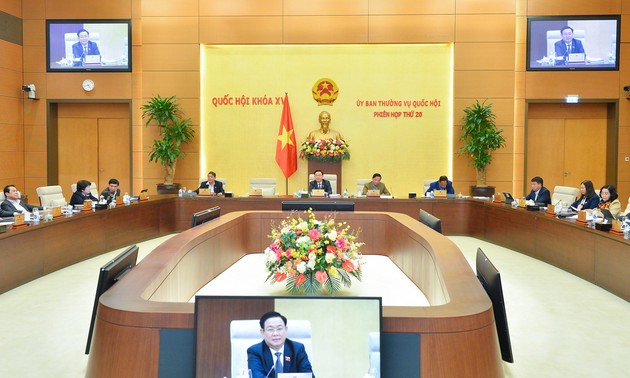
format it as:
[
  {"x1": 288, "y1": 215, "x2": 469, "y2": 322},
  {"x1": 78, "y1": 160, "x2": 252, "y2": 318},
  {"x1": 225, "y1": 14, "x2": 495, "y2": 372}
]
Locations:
[{"x1": 571, "y1": 180, "x2": 600, "y2": 211}]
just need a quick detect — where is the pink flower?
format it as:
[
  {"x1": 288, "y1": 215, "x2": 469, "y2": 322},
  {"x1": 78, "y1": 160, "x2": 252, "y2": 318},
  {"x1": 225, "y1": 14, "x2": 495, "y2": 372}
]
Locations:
[
  {"x1": 315, "y1": 270, "x2": 328, "y2": 284},
  {"x1": 335, "y1": 237, "x2": 347, "y2": 249},
  {"x1": 308, "y1": 229, "x2": 321, "y2": 241}
]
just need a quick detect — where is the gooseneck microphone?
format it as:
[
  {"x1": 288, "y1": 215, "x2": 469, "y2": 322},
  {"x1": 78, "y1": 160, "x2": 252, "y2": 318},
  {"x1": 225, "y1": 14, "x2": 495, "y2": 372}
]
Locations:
[{"x1": 264, "y1": 364, "x2": 275, "y2": 378}]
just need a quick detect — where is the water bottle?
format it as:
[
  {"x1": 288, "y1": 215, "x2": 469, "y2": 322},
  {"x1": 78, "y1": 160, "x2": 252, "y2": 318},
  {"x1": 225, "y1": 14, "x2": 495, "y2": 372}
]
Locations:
[
  {"x1": 33, "y1": 208, "x2": 40, "y2": 223},
  {"x1": 430, "y1": 191, "x2": 434, "y2": 198},
  {"x1": 123, "y1": 192, "x2": 130, "y2": 205},
  {"x1": 178, "y1": 188, "x2": 183, "y2": 197},
  {"x1": 343, "y1": 188, "x2": 348, "y2": 198},
  {"x1": 591, "y1": 211, "x2": 598, "y2": 228}
]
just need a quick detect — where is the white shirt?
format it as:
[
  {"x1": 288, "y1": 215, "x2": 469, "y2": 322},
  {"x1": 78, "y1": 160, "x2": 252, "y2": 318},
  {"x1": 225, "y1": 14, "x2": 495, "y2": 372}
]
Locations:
[
  {"x1": 269, "y1": 345, "x2": 285, "y2": 371},
  {"x1": 8, "y1": 198, "x2": 28, "y2": 214}
]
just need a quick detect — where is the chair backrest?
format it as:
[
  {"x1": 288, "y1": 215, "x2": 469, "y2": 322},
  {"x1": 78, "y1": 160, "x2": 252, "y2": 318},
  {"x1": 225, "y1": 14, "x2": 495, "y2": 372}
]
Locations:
[
  {"x1": 198, "y1": 177, "x2": 227, "y2": 188},
  {"x1": 552, "y1": 186, "x2": 580, "y2": 206},
  {"x1": 71, "y1": 182, "x2": 99, "y2": 199},
  {"x1": 546, "y1": 29, "x2": 585, "y2": 56},
  {"x1": 308, "y1": 174, "x2": 337, "y2": 194},
  {"x1": 356, "y1": 179, "x2": 371, "y2": 196},
  {"x1": 0, "y1": 191, "x2": 5, "y2": 201},
  {"x1": 64, "y1": 32, "x2": 101, "y2": 59},
  {"x1": 230, "y1": 319, "x2": 313, "y2": 378},
  {"x1": 368, "y1": 332, "x2": 381, "y2": 378},
  {"x1": 623, "y1": 196, "x2": 630, "y2": 216},
  {"x1": 423, "y1": 179, "x2": 434, "y2": 194},
  {"x1": 249, "y1": 178, "x2": 276, "y2": 196},
  {"x1": 36, "y1": 185, "x2": 67, "y2": 208}
]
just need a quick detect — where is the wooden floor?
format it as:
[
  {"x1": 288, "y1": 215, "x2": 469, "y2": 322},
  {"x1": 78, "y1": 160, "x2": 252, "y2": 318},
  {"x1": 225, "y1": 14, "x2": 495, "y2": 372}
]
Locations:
[{"x1": 0, "y1": 235, "x2": 629, "y2": 377}]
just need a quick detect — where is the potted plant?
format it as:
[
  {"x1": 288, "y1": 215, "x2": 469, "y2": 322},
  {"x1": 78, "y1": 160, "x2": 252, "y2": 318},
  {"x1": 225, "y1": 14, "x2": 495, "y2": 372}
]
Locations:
[
  {"x1": 459, "y1": 100, "x2": 506, "y2": 193},
  {"x1": 141, "y1": 95, "x2": 195, "y2": 193}
]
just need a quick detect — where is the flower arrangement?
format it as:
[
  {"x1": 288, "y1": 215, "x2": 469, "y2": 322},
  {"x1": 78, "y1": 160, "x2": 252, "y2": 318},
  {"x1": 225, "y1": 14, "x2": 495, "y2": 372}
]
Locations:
[
  {"x1": 299, "y1": 138, "x2": 350, "y2": 162},
  {"x1": 264, "y1": 209, "x2": 364, "y2": 294}
]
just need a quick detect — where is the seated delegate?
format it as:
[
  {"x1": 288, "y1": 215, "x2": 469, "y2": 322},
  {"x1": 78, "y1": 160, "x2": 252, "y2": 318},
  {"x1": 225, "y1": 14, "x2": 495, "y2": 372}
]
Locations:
[
  {"x1": 1, "y1": 185, "x2": 41, "y2": 217},
  {"x1": 524, "y1": 176, "x2": 551, "y2": 205},
  {"x1": 570, "y1": 180, "x2": 600, "y2": 211},
  {"x1": 362, "y1": 173, "x2": 391, "y2": 196},
  {"x1": 100, "y1": 178, "x2": 121, "y2": 203},
  {"x1": 70, "y1": 180, "x2": 98, "y2": 207},
  {"x1": 597, "y1": 184, "x2": 621, "y2": 218},
  {"x1": 194, "y1": 171, "x2": 224, "y2": 196},
  {"x1": 309, "y1": 169, "x2": 332, "y2": 195},
  {"x1": 425, "y1": 175, "x2": 455, "y2": 196}
]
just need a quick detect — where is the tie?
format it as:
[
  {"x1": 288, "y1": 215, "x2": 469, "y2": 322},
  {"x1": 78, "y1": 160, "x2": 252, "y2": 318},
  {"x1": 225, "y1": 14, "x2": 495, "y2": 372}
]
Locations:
[
  {"x1": 84, "y1": 46, "x2": 88, "y2": 55},
  {"x1": 318, "y1": 182, "x2": 322, "y2": 189},
  {"x1": 275, "y1": 352, "x2": 282, "y2": 376},
  {"x1": 534, "y1": 191, "x2": 538, "y2": 202},
  {"x1": 567, "y1": 44, "x2": 571, "y2": 53}
]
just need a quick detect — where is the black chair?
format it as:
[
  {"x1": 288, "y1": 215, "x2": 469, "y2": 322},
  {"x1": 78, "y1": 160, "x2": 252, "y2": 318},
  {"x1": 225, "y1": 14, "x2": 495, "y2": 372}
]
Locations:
[
  {"x1": 191, "y1": 206, "x2": 221, "y2": 227},
  {"x1": 419, "y1": 209, "x2": 442, "y2": 234}
]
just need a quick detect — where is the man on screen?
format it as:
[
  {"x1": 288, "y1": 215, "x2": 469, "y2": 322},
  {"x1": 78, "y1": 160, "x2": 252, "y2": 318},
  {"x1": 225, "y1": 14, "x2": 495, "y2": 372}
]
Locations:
[
  {"x1": 554, "y1": 26, "x2": 585, "y2": 62},
  {"x1": 72, "y1": 28, "x2": 100, "y2": 65},
  {"x1": 247, "y1": 311, "x2": 314, "y2": 378}
]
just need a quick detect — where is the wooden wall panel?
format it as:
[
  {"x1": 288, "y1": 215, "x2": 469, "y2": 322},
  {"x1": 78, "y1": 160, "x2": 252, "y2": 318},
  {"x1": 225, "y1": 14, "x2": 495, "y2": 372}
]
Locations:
[
  {"x1": 0, "y1": 97, "x2": 22, "y2": 125},
  {"x1": 140, "y1": 0, "x2": 198, "y2": 17},
  {"x1": 284, "y1": 0, "x2": 368, "y2": 15},
  {"x1": 455, "y1": 0, "x2": 516, "y2": 14},
  {"x1": 455, "y1": 42, "x2": 515, "y2": 70},
  {"x1": 0, "y1": 151, "x2": 25, "y2": 179},
  {"x1": 619, "y1": 126, "x2": 630, "y2": 152},
  {"x1": 25, "y1": 151, "x2": 47, "y2": 178},
  {"x1": 527, "y1": 0, "x2": 621, "y2": 16},
  {"x1": 454, "y1": 71, "x2": 515, "y2": 98},
  {"x1": 22, "y1": 96, "x2": 45, "y2": 126},
  {"x1": 44, "y1": 0, "x2": 132, "y2": 19},
  {"x1": 368, "y1": 0, "x2": 455, "y2": 15},
  {"x1": 369, "y1": 15, "x2": 454, "y2": 43},
  {"x1": 0, "y1": 40, "x2": 22, "y2": 72},
  {"x1": 199, "y1": 0, "x2": 283, "y2": 16},
  {"x1": 142, "y1": 44, "x2": 199, "y2": 71},
  {"x1": 57, "y1": 103, "x2": 130, "y2": 118},
  {"x1": 22, "y1": 45, "x2": 45, "y2": 72},
  {"x1": 455, "y1": 14, "x2": 515, "y2": 42},
  {"x1": 0, "y1": 124, "x2": 21, "y2": 152},
  {"x1": 23, "y1": 125, "x2": 46, "y2": 152},
  {"x1": 46, "y1": 73, "x2": 133, "y2": 99},
  {"x1": 453, "y1": 98, "x2": 515, "y2": 127},
  {"x1": 142, "y1": 17, "x2": 199, "y2": 44},
  {"x1": 1, "y1": 0, "x2": 21, "y2": 17},
  {"x1": 141, "y1": 72, "x2": 199, "y2": 99},
  {"x1": 0, "y1": 69, "x2": 22, "y2": 98},
  {"x1": 198, "y1": 17, "x2": 283, "y2": 44},
  {"x1": 528, "y1": 102, "x2": 609, "y2": 119},
  {"x1": 283, "y1": 16, "x2": 368, "y2": 43},
  {"x1": 22, "y1": 19, "x2": 45, "y2": 46},
  {"x1": 484, "y1": 153, "x2": 515, "y2": 182},
  {"x1": 525, "y1": 71, "x2": 620, "y2": 99}
]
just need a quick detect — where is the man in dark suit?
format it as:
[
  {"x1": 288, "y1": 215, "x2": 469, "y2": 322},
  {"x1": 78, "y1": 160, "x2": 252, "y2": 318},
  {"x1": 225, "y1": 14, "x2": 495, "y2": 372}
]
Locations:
[
  {"x1": 100, "y1": 178, "x2": 121, "y2": 203},
  {"x1": 1, "y1": 185, "x2": 40, "y2": 217},
  {"x1": 525, "y1": 176, "x2": 551, "y2": 205},
  {"x1": 72, "y1": 29, "x2": 100, "y2": 66},
  {"x1": 308, "y1": 169, "x2": 332, "y2": 195},
  {"x1": 425, "y1": 175, "x2": 455, "y2": 196},
  {"x1": 554, "y1": 26, "x2": 585, "y2": 62},
  {"x1": 247, "y1": 311, "x2": 314, "y2": 378},
  {"x1": 194, "y1": 171, "x2": 224, "y2": 195}
]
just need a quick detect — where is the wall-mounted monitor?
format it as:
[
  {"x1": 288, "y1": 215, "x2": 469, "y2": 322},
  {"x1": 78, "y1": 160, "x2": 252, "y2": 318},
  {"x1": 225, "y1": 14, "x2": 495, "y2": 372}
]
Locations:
[
  {"x1": 46, "y1": 19, "x2": 131, "y2": 72},
  {"x1": 281, "y1": 201, "x2": 355, "y2": 212},
  {"x1": 527, "y1": 15, "x2": 620, "y2": 71}
]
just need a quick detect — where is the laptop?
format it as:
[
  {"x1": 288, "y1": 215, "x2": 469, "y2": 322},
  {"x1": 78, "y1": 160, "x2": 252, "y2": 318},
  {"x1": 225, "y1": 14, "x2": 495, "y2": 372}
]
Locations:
[
  {"x1": 599, "y1": 209, "x2": 614, "y2": 220},
  {"x1": 366, "y1": 189, "x2": 380, "y2": 197},
  {"x1": 502, "y1": 192, "x2": 514, "y2": 204}
]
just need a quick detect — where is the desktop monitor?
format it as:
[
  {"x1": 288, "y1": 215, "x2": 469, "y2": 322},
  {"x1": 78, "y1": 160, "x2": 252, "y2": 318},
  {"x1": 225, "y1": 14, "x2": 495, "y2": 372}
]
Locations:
[
  {"x1": 194, "y1": 296, "x2": 382, "y2": 378},
  {"x1": 527, "y1": 15, "x2": 620, "y2": 71},
  {"x1": 419, "y1": 209, "x2": 442, "y2": 234},
  {"x1": 191, "y1": 206, "x2": 221, "y2": 228},
  {"x1": 85, "y1": 244, "x2": 139, "y2": 354},
  {"x1": 281, "y1": 201, "x2": 355, "y2": 212},
  {"x1": 476, "y1": 248, "x2": 514, "y2": 363},
  {"x1": 46, "y1": 19, "x2": 132, "y2": 72}
]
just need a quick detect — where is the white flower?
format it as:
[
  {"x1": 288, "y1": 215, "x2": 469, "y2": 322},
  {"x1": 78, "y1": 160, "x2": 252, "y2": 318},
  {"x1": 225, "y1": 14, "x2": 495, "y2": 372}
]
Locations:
[
  {"x1": 297, "y1": 221, "x2": 309, "y2": 232},
  {"x1": 307, "y1": 258, "x2": 316, "y2": 269},
  {"x1": 281, "y1": 226, "x2": 291, "y2": 234},
  {"x1": 325, "y1": 252, "x2": 335, "y2": 264},
  {"x1": 296, "y1": 261, "x2": 307, "y2": 273},
  {"x1": 326, "y1": 230, "x2": 337, "y2": 240},
  {"x1": 296, "y1": 236, "x2": 311, "y2": 245}
]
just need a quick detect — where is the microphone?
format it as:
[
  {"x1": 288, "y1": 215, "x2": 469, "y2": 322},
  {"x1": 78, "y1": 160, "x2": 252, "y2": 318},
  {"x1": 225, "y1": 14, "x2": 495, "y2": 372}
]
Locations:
[{"x1": 264, "y1": 364, "x2": 275, "y2": 378}]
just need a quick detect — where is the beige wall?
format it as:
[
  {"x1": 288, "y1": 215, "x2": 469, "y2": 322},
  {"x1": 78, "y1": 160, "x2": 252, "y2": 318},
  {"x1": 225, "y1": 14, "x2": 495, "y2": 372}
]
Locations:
[{"x1": 2, "y1": 0, "x2": 627, "y2": 201}]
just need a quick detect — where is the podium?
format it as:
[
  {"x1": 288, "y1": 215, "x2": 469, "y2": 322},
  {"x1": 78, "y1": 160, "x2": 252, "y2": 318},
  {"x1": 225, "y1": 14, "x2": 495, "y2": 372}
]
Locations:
[{"x1": 307, "y1": 160, "x2": 342, "y2": 194}]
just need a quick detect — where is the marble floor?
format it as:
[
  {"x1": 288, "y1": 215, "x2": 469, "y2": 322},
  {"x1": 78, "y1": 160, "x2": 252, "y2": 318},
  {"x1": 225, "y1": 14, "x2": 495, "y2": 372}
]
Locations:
[{"x1": 0, "y1": 235, "x2": 629, "y2": 378}]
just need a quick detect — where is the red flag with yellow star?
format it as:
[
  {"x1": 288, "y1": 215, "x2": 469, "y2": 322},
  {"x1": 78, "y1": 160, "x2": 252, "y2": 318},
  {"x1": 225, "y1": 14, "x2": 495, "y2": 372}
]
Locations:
[{"x1": 275, "y1": 93, "x2": 298, "y2": 178}]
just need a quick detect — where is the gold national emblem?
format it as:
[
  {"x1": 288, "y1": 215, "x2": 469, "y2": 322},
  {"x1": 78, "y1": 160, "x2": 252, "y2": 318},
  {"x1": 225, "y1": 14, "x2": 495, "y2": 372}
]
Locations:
[{"x1": 312, "y1": 78, "x2": 339, "y2": 106}]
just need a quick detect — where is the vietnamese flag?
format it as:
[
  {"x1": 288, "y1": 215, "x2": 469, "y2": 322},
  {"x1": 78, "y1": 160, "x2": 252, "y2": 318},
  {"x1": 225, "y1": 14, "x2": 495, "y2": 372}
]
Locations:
[{"x1": 275, "y1": 93, "x2": 298, "y2": 178}]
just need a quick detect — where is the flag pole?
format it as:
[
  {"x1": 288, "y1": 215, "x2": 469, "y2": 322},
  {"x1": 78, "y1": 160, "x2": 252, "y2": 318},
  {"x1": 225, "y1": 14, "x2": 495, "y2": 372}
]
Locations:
[{"x1": 285, "y1": 178, "x2": 289, "y2": 196}]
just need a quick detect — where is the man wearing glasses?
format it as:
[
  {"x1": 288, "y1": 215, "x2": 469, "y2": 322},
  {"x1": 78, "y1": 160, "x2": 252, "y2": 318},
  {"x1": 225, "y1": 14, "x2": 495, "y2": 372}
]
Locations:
[{"x1": 247, "y1": 311, "x2": 314, "y2": 378}]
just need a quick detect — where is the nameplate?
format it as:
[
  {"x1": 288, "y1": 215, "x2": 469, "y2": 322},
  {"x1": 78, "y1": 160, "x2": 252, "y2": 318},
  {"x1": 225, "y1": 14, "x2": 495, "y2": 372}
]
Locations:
[
  {"x1": 576, "y1": 210, "x2": 587, "y2": 223},
  {"x1": 249, "y1": 188, "x2": 262, "y2": 197},
  {"x1": 518, "y1": 199, "x2": 526, "y2": 208},
  {"x1": 612, "y1": 219, "x2": 622, "y2": 232},
  {"x1": 311, "y1": 189, "x2": 326, "y2": 197},
  {"x1": 434, "y1": 190, "x2": 447, "y2": 198},
  {"x1": 493, "y1": 194, "x2": 502, "y2": 203},
  {"x1": 83, "y1": 200, "x2": 93, "y2": 211},
  {"x1": 198, "y1": 188, "x2": 212, "y2": 196},
  {"x1": 85, "y1": 54, "x2": 100, "y2": 64},
  {"x1": 13, "y1": 213, "x2": 25, "y2": 227},
  {"x1": 52, "y1": 206, "x2": 62, "y2": 217},
  {"x1": 139, "y1": 192, "x2": 149, "y2": 201},
  {"x1": 366, "y1": 189, "x2": 380, "y2": 197}
]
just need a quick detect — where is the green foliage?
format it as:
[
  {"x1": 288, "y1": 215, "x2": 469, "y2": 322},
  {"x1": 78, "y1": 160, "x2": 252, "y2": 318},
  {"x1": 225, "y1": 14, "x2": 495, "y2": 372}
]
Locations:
[
  {"x1": 141, "y1": 95, "x2": 195, "y2": 181},
  {"x1": 459, "y1": 100, "x2": 506, "y2": 172}
]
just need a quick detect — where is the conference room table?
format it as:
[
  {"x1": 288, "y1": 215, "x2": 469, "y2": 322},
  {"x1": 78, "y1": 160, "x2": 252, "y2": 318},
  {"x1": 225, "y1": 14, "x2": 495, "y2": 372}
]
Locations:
[{"x1": 1, "y1": 195, "x2": 627, "y2": 300}]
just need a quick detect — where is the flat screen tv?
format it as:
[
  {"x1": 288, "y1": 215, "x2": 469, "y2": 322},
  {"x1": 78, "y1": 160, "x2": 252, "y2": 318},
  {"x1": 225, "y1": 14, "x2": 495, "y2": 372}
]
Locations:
[
  {"x1": 419, "y1": 209, "x2": 442, "y2": 234},
  {"x1": 476, "y1": 248, "x2": 513, "y2": 363},
  {"x1": 527, "y1": 15, "x2": 620, "y2": 71},
  {"x1": 281, "y1": 201, "x2": 355, "y2": 212},
  {"x1": 191, "y1": 206, "x2": 221, "y2": 227},
  {"x1": 194, "y1": 296, "x2": 382, "y2": 378},
  {"x1": 85, "y1": 244, "x2": 138, "y2": 354},
  {"x1": 46, "y1": 19, "x2": 131, "y2": 72}
]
